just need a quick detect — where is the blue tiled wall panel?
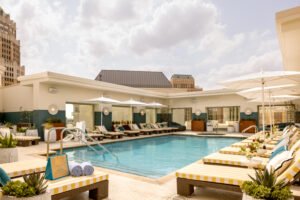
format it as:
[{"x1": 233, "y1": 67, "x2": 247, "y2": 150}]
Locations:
[{"x1": 94, "y1": 112, "x2": 112, "y2": 131}]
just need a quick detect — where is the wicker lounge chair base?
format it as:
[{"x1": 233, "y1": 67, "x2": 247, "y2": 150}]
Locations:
[
  {"x1": 16, "y1": 139, "x2": 40, "y2": 147},
  {"x1": 177, "y1": 177, "x2": 241, "y2": 196},
  {"x1": 51, "y1": 180, "x2": 108, "y2": 200}
]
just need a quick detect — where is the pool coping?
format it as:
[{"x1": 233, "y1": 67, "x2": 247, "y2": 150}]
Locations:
[{"x1": 38, "y1": 132, "x2": 247, "y2": 184}]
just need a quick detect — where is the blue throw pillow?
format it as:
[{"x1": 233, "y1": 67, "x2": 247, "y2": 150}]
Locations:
[
  {"x1": 118, "y1": 126, "x2": 125, "y2": 131},
  {"x1": 0, "y1": 167, "x2": 11, "y2": 186},
  {"x1": 270, "y1": 146, "x2": 286, "y2": 159}
]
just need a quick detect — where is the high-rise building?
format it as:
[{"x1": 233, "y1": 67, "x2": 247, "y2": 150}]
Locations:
[
  {"x1": 170, "y1": 74, "x2": 195, "y2": 89},
  {"x1": 0, "y1": 7, "x2": 25, "y2": 87}
]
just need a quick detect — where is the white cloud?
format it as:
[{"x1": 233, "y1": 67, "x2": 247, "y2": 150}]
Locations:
[
  {"x1": 129, "y1": 0, "x2": 219, "y2": 53},
  {"x1": 0, "y1": 0, "x2": 284, "y2": 89}
]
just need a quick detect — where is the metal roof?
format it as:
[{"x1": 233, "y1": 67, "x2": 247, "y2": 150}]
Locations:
[{"x1": 95, "y1": 70, "x2": 172, "y2": 88}]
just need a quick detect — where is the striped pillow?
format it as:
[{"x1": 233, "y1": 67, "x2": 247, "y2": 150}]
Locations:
[{"x1": 278, "y1": 151, "x2": 300, "y2": 183}]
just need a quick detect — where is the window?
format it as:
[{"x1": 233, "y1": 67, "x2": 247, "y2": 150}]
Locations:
[
  {"x1": 258, "y1": 104, "x2": 295, "y2": 126},
  {"x1": 65, "y1": 103, "x2": 94, "y2": 131},
  {"x1": 207, "y1": 106, "x2": 240, "y2": 123}
]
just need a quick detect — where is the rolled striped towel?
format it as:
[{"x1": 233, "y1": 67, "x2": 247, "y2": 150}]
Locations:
[
  {"x1": 68, "y1": 161, "x2": 83, "y2": 177},
  {"x1": 81, "y1": 162, "x2": 94, "y2": 176}
]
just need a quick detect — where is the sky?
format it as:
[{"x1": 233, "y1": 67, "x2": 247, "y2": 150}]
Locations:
[{"x1": 1, "y1": 0, "x2": 300, "y2": 89}]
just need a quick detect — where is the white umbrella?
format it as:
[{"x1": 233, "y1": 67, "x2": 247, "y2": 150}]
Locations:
[
  {"x1": 249, "y1": 95, "x2": 300, "y2": 102},
  {"x1": 120, "y1": 99, "x2": 147, "y2": 123},
  {"x1": 84, "y1": 96, "x2": 120, "y2": 126},
  {"x1": 222, "y1": 70, "x2": 300, "y2": 133},
  {"x1": 146, "y1": 102, "x2": 167, "y2": 108}
]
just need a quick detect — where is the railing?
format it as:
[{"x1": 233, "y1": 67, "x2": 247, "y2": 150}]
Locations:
[
  {"x1": 46, "y1": 127, "x2": 120, "y2": 163},
  {"x1": 241, "y1": 125, "x2": 258, "y2": 133}
]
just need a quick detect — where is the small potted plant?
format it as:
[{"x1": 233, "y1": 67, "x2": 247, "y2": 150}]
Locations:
[
  {"x1": 241, "y1": 169, "x2": 293, "y2": 200},
  {"x1": 0, "y1": 134, "x2": 18, "y2": 164},
  {"x1": 2, "y1": 172, "x2": 50, "y2": 200}
]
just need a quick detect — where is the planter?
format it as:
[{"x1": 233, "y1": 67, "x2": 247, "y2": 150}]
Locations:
[
  {"x1": 45, "y1": 123, "x2": 65, "y2": 141},
  {"x1": 0, "y1": 148, "x2": 18, "y2": 164},
  {"x1": 43, "y1": 129, "x2": 56, "y2": 143},
  {"x1": 207, "y1": 126, "x2": 213, "y2": 132},
  {"x1": 227, "y1": 126, "x2": 235, "y2": 133},
  {"x1": 242, "y1": 193, "x2": 261, "y2": 200},
  {"x1": 26, "y1": 129, "x2": 39, "y2": 137},
  {"x1": 2, "y1": 192, "x2": 51, "y2": 200}
]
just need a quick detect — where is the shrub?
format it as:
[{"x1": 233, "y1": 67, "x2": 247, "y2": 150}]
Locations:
[
  {"x1": 2, "y1": 173, "x2": 48, "y2": 197},
  {"x1": 0, "y1": 134, "x2": 17, "y2": 148},
  {"x1": 241, "y1": 169, "x2": 293, "y2": 200}
]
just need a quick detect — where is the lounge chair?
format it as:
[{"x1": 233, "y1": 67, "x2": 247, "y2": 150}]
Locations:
[
  {"x1": 47, "y1": 170, "x2": 108, "y2": 200},
  {"x1": 14, "y1": 135, "x2": 41, "y2": 147},
  {"x1": 176, "y1": 150, "x2": 300, "y2": 196},
  {"x1": 0, "y1": 159, "x2": 109, "y2": 200},
  {"x1": 150, "y1": 123, "x2": 168, "y2": 133},
  {"x1": 139, "y1": 123, "x2": 161, "y2": 134},
  {"x1": 158, "y1": 122, "x2": 179, "y2": 132},
  {"x1": 115, "y1": 125, "x2": 140, "y2": 137},
  {"x1": 87, "y1": 130, "x2": 104, "y2": 141},
  {"x1": 129, "y1": 124, "x2": 154, "y2": 135},
  {"x1": 0, "y1": 159, "x2": 47, "y2": 178},
  {"x1": 219, "y1": 146, "x2": 272, "y2": 158},
  {"x1": 231, "y1": 141, "x2": 275, "y2": 150},
  {"x1": 202, "y1": 152, "x2": 268, "y2": 169},
  {"x1": 96, "y1": 126, "x2": 124, "y2": 139}
]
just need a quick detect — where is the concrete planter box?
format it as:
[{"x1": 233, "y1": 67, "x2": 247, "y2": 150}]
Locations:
[
  {"x1": 43, "y1": 129, "x2": 56, "y2": 143},
  {"x1": 2, "y1": 193, "x2": 51, "y2": 200},
  {"x1": 26, "y1": 129, "x2": 39, "y2": 137},
  {"x1": 0, "y1": 148, "x2": 18, "y2": 164}
]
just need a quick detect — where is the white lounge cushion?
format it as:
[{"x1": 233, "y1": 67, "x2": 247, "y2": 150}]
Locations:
[{"x1": 266, "y1": 151, "x2": 293, "y2": 173}]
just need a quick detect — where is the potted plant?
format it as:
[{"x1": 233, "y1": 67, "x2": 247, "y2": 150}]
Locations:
[
  {"x1": 2, "y1": 172, "x2": 50, "y2": 200},
  {"x1": 43, "y1": 117, "x2": 64, "y2": 141},
  {"x1": 241, "y1": 169, "x2": 293, "y2": 200},
  {"x1": 0, "y1": 134, "x2": 18, "y2": 164}
]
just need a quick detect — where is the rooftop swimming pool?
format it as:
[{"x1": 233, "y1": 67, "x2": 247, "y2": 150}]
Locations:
[{"x1": 63, "y1": 135, "x2": 242, "y2": 178}]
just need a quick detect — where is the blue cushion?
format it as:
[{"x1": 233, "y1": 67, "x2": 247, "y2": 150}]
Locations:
[
  {"x1": 118, "y1": 126, "x2": 125, "y2": 131},
  {"x1": 270, "y1": 146, "x2": 286, "y2": 159},
  {"x1": 0, "y1": 167, "x2": 11, "y2": 186}
]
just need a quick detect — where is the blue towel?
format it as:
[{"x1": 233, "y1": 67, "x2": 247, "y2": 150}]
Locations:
[
  {"x1": 68, "y1": 161, "x2": 83, "y2": 177},
  {"x1": 0, "y1": 167, "x2": 10, "y2": 186},
  {"x1": 81, "y1": 162, "x2": 94, "y2": 176}
]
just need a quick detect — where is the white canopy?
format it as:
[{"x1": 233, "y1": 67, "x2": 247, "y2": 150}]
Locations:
[{"x1": 222, "y1": 70, "x2": 300, "y2": 133}]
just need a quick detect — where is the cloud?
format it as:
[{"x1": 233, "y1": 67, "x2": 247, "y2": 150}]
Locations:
[
  {"x1": 129, "y1": 0, "x2": 219, "y2": 53},
  {"x1": 0, "y1": 0, "x2": 284, "y2": 89}
]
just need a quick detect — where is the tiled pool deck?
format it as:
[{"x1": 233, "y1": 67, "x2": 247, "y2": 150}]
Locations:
[{"x1": 14, "y1": 131, "x2": 263, "y2": 200}]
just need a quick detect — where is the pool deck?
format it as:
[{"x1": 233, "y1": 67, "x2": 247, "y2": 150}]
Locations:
[{"x1": 14, "y1": 131, "x2": 266, "y2": 199}]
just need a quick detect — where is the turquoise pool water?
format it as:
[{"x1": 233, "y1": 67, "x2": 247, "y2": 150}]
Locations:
[{"x1": 63, "y1": 135, "x2": 242, "y2": 178}]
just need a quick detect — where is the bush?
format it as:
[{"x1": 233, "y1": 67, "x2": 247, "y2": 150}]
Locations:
[
  {"x1": 241, "y1": 169, "x2": 293, "y2": 200},
  {"x1": 2, "y1": 181, "x2": 36, "y2": 197},
  {"x1": 0, "y1": 134, "x2": 17, "y2": 148},
  {"x1": 2, "y1": 173, "x2": 48, "y2": 197}
]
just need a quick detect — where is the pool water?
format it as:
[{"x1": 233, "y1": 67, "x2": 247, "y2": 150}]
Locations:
[{"x1": 63, "y1": 135, "x2": 242, "y2": 178}]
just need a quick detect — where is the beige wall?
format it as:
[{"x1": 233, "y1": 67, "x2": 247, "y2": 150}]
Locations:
[
  {"x1": 276, "y1": 6, "x2": 300, "y2": 71},
  {"x1": 1, "y1": 85, "x2": 33, "y2": 112},
  {"x1": 169, "y1": 94, "x2": 259, "y2": 113},
  {"x1": 36, "y1": 83, "x2": 167, "y2": 111}
]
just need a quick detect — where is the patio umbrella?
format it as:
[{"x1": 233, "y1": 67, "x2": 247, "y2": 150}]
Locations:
[
  {"x1": 222, "y1": 70, "x2": 300, "y2": 133},
  {"x1": 146, "y1": 102, "x2": 167, "y2": 108},
  {"x1": 85, "y1": 96, "x2": 120, "y2": 126},
  {"x1": 120, "y1": 99, "x2": 147, "y2": 123}
]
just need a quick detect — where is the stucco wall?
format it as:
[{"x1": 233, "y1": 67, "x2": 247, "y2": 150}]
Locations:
[
  {"x1": 168, "y1": 94, "x2": 259, "y2": 114},
  {"x1": 1, "y1": 85, "x2": 33, "y2": 112}
]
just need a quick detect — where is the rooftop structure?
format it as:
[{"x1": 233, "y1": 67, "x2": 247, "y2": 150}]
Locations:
[
  {"x1": 95, "y1": 70, "x2": 172, "y2": 88},
  {"x1": 276, "y1": 6, "x2": 300, "y2": 71},
  {"x1": 0, "y1": 7, "x2": 25, "y2": 86},
  {"x1": 170, "y1": 74, "x2": 195, "y2": 89}
]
